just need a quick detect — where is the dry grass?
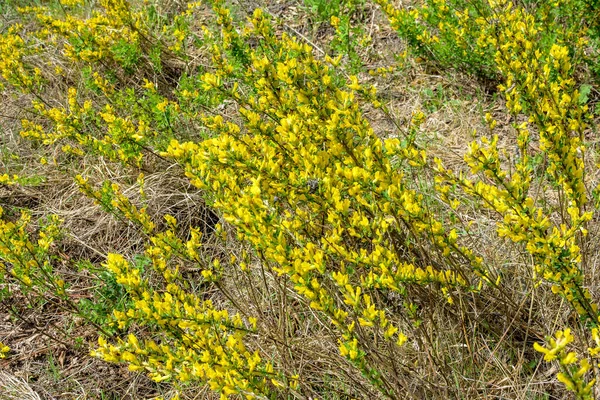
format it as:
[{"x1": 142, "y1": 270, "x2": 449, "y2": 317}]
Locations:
[{"x1": 0, "y1": 372, "x2": 41, "y2": 400}]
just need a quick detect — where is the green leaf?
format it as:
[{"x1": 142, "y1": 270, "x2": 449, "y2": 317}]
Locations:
[{"x1": 578, "y1": 84, "x2": 592, "y2": 104}]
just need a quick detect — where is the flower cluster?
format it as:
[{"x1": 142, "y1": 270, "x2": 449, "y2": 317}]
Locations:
[
  {"x1": 376, "y1": 0, "x2": 597, "y2": 79},
  {"x1": 165, "y1": 4, "x2": 490, "y2": 394},
  {"x1": 380, "y1": 0, "x2": 600, "y2": 393},
  {"x1": 75, "y1": 174, "x2": 156, "y2": 234},
  {"x1": 2, "y1": 0, "x2": 206, "y2": 170},
  {"x1": 0, "y1": 341, "x2": 10, "y2": 359},
  {"x1": 0, "y1": 206, "x2": 64, "y2": 296},
  {"x1": 0, "y1": 24, "x2": 44, "y2": 92},
  {"x1": 92, "y1": 246, "x2": 283, "y2": 398},
  {"x1": 534, "y1": 329, "x2": 595, "y2": 399}
]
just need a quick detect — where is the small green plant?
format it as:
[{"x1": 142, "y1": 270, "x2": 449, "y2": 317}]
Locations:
[{"x1": 77, "y1": 269, "x2": 130, "y2": 334}]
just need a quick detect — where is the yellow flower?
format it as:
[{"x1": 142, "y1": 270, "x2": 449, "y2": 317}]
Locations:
[
  {"x1": 0, "y1": 342, "x2": 10, "y2": 358},
  {"x1": 330, "y1": 15, "x2": 340, "y2": 28},
  {"x1": 156, "y1": 100, "x2": 169, "y2": 112}
]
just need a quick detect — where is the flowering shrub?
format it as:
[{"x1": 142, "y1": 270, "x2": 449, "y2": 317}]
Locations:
[
  {"x1": 1, "y1": 0, "x2": 600, "y2": 398},
  {"x1": 376, "y1": 0, "x2": 600, "y2": 81}
]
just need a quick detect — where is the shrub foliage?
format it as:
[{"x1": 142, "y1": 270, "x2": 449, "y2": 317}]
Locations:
[{"x1": 1, "y1": 0, "x2": 600, "y2": 398}]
